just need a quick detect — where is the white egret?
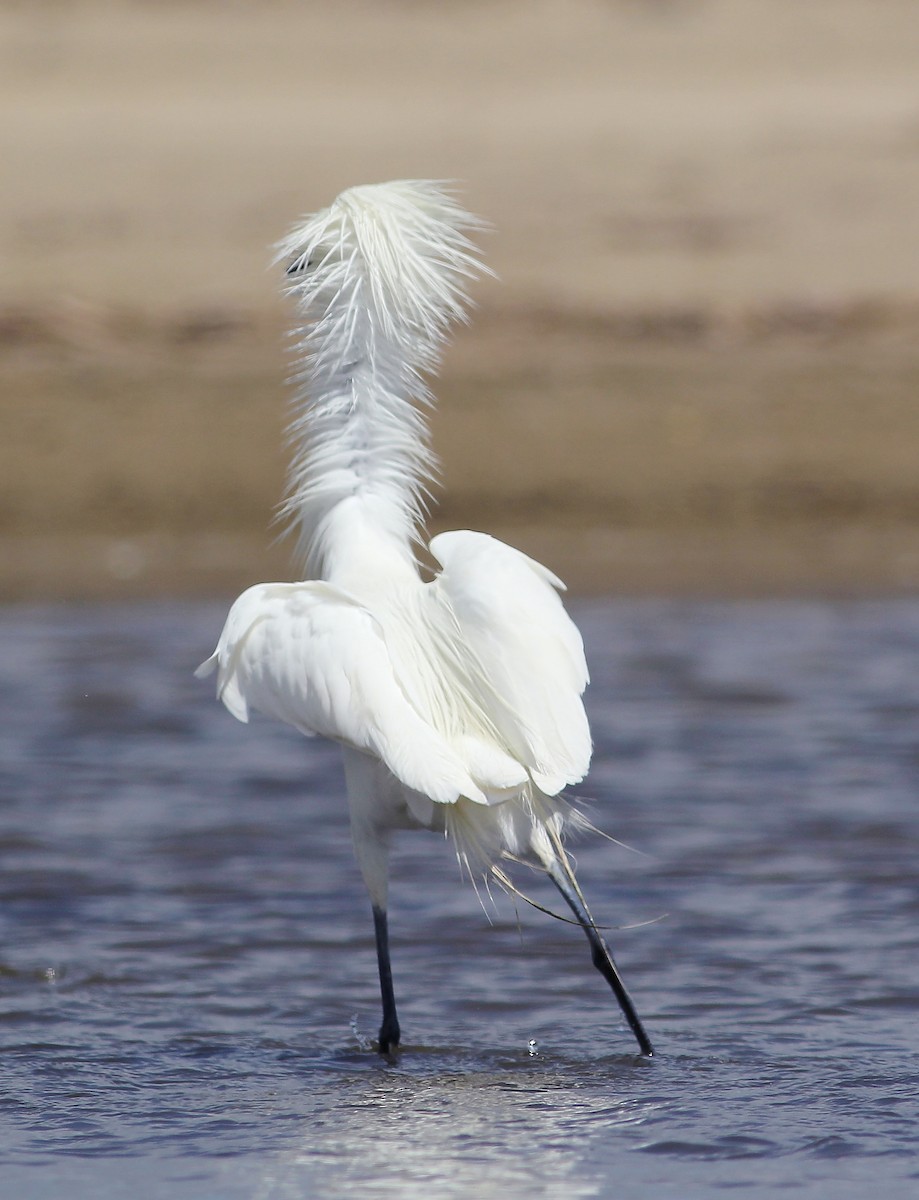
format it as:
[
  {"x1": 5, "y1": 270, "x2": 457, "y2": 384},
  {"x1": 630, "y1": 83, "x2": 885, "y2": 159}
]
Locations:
[{"x1": 197, "y1": 181, "x2": 653, "y2": 1057}]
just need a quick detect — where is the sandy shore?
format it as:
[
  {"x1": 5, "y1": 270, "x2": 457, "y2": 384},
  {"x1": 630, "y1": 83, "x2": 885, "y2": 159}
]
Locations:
[{"x1": 3, "y1": 0, "x2": 919, "y2": 598}]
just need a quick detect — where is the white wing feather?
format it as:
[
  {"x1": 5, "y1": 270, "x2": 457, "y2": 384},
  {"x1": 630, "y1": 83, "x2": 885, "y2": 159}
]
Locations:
[
  {"x1": 428, "y1": 530, "x2": 592, "y2": 795},
  {"x1": 196, "y1": 582, "x2": 487, "y2": 806}
]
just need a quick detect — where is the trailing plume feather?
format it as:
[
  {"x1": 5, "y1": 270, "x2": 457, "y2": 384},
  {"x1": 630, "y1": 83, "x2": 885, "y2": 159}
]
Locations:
[{"x1": 274, "y1": 180, "x2": 488, "y2": 577}]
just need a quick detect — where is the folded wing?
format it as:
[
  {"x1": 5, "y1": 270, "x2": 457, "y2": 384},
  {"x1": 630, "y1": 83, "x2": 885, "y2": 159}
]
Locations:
[
  {"x1": 196, "y1": 581, "x2": 486, "y2": 805},
  {"x1": 428, "y1": 530, "x2": 592, "y2": 795}
]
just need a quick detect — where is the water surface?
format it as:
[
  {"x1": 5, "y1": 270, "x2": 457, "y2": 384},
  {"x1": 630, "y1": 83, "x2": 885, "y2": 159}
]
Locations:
[{"x1": 1, "y1": 599, "x2": 918, "y2": 1198}]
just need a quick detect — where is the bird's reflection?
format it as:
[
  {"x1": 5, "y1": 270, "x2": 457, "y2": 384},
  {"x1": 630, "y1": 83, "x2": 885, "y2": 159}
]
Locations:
[{"x1": 255, "y1": 1060, "x2": 657, "y2": 1200}]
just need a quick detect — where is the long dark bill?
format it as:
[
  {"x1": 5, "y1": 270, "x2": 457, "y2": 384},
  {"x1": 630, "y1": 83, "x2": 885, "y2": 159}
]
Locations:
[
  {"x1": 372, "y1": 904, "x2": 401, "y2": 1054},
  {"x1": 544, "y1": 854, "x2": 655, "y2": 1058}
]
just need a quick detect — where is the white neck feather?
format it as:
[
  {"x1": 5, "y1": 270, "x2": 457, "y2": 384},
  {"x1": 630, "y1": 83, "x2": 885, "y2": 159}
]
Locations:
[{"x1": 276, "y1": 180, "x2": 486, "y2": 586}]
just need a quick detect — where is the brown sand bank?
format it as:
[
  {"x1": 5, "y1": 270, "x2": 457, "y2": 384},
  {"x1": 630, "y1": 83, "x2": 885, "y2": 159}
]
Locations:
[
  {"x1": 5, "y1": 309, "x2": 919, "y2": 599},
  {"x1": 2, "y1": 0, "x2": 919, "y2": 598}
]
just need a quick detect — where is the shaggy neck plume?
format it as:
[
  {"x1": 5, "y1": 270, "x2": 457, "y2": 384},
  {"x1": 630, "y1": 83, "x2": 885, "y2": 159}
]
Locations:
[{"x1": 276, "y1": 181, "x2": 485, "y2": 589}]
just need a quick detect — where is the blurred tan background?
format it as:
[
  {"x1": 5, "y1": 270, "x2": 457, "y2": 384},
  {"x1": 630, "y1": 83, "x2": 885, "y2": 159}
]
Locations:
[{"x1": 3, "y1": 0, "x2": 919, "y2": 599}]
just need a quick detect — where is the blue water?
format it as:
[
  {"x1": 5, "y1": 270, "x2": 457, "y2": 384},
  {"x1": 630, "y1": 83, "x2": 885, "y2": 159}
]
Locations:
[{"x1": 1, "y1": 599, "x2": 918, "y2": 1198}]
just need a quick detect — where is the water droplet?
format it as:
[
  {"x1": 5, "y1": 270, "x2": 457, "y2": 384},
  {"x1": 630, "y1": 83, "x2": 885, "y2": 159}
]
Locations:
[{"x1": 350, "y1": 1014, "x2": 372, "y2": 1051}]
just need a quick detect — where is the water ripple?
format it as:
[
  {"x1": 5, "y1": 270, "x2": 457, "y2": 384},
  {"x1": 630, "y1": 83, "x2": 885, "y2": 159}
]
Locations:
[{"x1": 1, "y1": 600, "x2": 919, "y2": 1198}]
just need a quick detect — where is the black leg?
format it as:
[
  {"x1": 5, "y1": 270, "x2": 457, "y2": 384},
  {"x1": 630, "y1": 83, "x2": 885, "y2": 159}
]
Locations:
[
  {"x1": 545, "y1": 858, "x2": 654, "y2": 1057},
  {"x1": 372, "y1": 904, "x2": 400, "y2": 1053}
]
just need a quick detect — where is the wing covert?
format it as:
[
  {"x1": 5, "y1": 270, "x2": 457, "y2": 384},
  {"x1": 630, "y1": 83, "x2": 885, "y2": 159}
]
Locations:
[
  {"x1": 197, "y1": 581, "x2": 486, "y2": 805},
  {"x1": 428, "y1": 530, "x2": 592, "y2": 794}
]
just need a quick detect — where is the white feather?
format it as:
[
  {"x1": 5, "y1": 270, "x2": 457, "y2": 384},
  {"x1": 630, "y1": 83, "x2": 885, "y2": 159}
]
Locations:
[
  {"x1": 428, "y1": 530, "x2": 591, "y2": 795},
  {"x1": 198, "y1": 581, "x2": 488, "y2": 806},
  {"x1": 274, "y1": 180, "x2": 487, "y2": 581}
]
